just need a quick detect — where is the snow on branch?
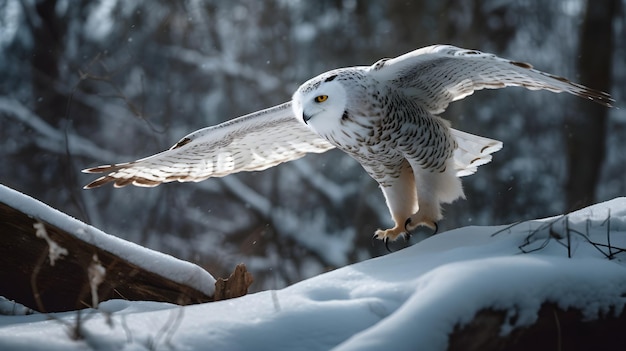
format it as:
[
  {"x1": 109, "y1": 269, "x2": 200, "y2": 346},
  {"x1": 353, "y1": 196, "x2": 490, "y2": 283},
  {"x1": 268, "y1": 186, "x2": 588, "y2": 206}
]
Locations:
[
  {"x1": 33, "y1": 221, "x2": 68, "y2": 266},
  {"x1": 216, "y1": 172, "x2": 354, "y2": 267},
  {"x1": 290, "y1": 159, "x2": 359, "y2": 207},
  {"x1": 0, "y1": 97, "x2": 119, "y2": 161},
  {"x1": 164, "y1": 46, "x2": 285, "y2": 93},
  {"x1": 218, "y1": 176, "x2": 273, "y2": 218},
  {"x1": 271, "y1": 207, "x2": 355, "y2": 267}
]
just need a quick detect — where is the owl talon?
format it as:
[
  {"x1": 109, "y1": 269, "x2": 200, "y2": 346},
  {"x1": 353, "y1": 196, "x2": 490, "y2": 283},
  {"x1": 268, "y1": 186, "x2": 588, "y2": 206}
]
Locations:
[
  {"x1": 405, "y1": 216, "x2": 439, "y2": 236},
  {"x1": 384, "y1": 237, "x2": 392, "y2": 253},
  {"x1": 372, "y1": 232, "x2": 393, "y2": 252},
  {"x1": 374, "y1": 227, "x2": 405, "y2": 252},
  {"x1": 404, "y1": 218, "x2": 413, "y2": 235}
]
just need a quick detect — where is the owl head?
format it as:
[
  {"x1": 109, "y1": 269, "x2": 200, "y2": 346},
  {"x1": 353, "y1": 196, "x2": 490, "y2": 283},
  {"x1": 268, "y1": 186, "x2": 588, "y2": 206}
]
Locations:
[{"x1": 292, "y1": 71, "x2": 348, "y2": 138}]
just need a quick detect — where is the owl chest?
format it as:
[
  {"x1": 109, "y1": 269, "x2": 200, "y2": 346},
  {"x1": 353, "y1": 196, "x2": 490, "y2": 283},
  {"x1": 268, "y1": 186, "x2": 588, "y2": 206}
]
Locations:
[{"x1": 328, "y1": 111, "x2": 405, "y2": 165}]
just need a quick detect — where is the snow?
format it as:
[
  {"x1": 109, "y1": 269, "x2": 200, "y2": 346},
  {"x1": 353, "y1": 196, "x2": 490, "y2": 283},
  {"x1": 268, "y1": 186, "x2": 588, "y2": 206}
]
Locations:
[
  {"x1": 0, "y1": 184, "x2": 215, "y2": 296},
  {"x1": 1, "y1": 196, "x2": 626, "y2": 350},
  {"x1": 87, "y1": 255, "x2": 107, "y2": 308},
  {"x1": 33, "y1": 221, "x2": 68, "y2": 266},
  {"x1": 84, "y1": 0, "x2": 117, "y2": 41}
]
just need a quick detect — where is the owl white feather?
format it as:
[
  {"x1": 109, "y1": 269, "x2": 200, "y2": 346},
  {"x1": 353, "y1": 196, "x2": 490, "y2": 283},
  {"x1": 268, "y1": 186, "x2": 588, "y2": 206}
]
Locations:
[{"x1": 84, "y1": 45, "x2": 612, "y2": 243}]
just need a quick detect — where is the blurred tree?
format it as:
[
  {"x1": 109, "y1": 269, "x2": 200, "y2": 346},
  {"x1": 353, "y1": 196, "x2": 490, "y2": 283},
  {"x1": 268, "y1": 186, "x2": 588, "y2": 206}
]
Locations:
[
  {"x1": 565, "y1": 0, "x2": 617, "y2": 211},
  {"x1": 6, "y1": 0, "x2": 89, "y2": 216},
  {"x1": 30, "y1": 0, "x2": 66, "y2": 126}
]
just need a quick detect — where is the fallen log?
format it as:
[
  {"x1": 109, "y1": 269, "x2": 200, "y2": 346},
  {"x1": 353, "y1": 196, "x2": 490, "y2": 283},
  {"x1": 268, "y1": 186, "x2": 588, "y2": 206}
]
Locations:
[
  {"x1": 0, "y1": 185, "x2": 252, "y2": 313},
  {"x1": 449, "y1": 302, "x2": 626, "y2": 351}
]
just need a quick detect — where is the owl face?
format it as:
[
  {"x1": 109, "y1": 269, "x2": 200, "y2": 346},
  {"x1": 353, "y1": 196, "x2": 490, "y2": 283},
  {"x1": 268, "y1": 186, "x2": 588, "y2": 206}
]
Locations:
[{"x1": 292, "y1": 74, "x2": 348, "y2": 138}]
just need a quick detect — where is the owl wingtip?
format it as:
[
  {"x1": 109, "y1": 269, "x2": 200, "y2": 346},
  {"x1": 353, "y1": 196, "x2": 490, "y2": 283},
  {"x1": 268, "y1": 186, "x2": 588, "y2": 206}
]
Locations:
[{"x1": 83, "y1": 176, "x2": 114, "y2": 189}]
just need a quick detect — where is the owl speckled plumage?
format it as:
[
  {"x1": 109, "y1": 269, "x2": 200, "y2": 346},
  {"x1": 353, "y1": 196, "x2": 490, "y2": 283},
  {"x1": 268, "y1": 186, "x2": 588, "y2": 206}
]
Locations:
[{"x1": 84, "y1": 45, "x2": 613, "y2": 243}]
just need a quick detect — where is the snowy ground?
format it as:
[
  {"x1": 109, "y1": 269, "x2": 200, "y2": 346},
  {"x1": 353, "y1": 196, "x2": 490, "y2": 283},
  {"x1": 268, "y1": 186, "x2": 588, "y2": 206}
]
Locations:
[{"x1": 1, "y1": 194, "x2": 625, "y2": 350}]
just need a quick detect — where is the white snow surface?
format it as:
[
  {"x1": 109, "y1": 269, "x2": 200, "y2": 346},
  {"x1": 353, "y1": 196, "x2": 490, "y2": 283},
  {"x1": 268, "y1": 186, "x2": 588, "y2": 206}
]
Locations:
[
  {"x1": 0, "y1": 184, "x2": 215, "y2": 296},
  {"x1": 1, "y1": 196, "x2": 626, "y2": 351}
]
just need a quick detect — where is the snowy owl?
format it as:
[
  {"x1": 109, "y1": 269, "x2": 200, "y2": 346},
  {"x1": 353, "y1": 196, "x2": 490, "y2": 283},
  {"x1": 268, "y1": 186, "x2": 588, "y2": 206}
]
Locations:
[{"x1": 84, "y1": 45, "x2": 612, "y2": 244}]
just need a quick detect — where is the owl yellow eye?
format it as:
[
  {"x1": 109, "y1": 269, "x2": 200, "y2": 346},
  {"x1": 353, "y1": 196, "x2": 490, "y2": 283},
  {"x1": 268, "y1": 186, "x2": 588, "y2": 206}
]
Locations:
[{"x1": 314, "y1": 95, "x2": 328, "y2": 103}]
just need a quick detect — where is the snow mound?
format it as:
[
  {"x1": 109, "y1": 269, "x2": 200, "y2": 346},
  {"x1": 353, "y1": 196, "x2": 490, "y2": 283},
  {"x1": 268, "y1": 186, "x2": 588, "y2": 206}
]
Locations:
[{"x1": 1, "y1": 198, "x2": 625, "y2": 351}]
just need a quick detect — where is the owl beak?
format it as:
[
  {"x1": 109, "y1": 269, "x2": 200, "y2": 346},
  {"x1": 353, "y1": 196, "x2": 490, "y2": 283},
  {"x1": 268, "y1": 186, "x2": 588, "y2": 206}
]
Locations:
[{"x1": 302, "y1": 111, "x2": 312, "y2": 124}]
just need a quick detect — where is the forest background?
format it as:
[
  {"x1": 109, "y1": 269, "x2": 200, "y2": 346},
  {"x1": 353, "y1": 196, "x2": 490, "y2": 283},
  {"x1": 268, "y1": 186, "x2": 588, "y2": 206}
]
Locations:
[{"x1": 0, "y1": 0, "x2": 623, "y2": 289}]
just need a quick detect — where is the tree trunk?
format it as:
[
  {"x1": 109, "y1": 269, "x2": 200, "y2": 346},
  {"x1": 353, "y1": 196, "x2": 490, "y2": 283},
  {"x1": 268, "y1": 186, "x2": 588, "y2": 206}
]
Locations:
[
  {"x1": 31, "y1": 0, "x2": 67, "y2": 127},
  {"x1": 565, "y1": 0, "x2": 617, "y2": 211}
]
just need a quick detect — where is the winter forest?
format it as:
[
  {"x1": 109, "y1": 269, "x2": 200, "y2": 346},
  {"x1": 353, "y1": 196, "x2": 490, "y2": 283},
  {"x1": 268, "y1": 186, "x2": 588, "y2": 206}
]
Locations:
[{"x1": 1, "y1": 0, "x2": 625, "y2": 291}]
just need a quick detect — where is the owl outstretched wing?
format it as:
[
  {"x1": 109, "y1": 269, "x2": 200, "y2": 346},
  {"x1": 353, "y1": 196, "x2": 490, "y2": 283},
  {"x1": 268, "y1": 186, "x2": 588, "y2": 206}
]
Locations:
[
  {"x1": 370, "y1": 45, "x2": 613, "y2": 114},
  {"x1": 83, "y1": 102, "x2": 334, "y2": 188}
]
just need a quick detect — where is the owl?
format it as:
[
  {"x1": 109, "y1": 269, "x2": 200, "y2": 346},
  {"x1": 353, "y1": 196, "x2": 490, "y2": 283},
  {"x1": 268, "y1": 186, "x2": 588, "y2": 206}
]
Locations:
[{"x1": 84, "y1": 45, "x2": 612, "y2": 245}]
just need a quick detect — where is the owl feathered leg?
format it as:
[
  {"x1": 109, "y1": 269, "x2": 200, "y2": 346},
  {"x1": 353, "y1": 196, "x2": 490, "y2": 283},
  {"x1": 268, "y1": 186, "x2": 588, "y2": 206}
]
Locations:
[
  {"x1": 374, "y1": 161, "x2": 418, "y2": 242},
  {"x1": 406, "y1": 158, "x2": 465, "y2": 232}
]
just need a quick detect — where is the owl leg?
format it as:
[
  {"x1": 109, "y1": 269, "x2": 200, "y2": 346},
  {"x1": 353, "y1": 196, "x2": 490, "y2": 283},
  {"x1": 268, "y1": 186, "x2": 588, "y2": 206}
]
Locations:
[
  {"x1": 374, "y1": 162, "x2": 418, "y2": 242},
  {"x1": 407, "y1": 160, "x2": 464, "y2": 233}
]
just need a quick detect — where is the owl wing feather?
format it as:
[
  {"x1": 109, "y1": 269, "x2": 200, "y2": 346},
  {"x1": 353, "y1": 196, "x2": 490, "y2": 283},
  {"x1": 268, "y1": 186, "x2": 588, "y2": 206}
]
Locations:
[
  {"x1": 83, "y1": 102, "x2": 334, "y2": 189},
  {"x1": 370, "y1": 45, "x2": 613, "y2": 115}
]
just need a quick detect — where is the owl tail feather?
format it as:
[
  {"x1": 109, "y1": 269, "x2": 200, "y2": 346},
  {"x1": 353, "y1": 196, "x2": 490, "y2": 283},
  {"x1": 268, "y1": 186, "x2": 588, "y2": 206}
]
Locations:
[{"x1": 450, "y1": 128, "x2": 503, "y2": 177}]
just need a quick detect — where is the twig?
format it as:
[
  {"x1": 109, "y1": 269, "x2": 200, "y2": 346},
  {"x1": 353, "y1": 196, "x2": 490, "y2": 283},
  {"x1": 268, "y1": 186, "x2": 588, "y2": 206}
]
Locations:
[
  {"x1": 606, "y1": 210, "x2": 613, "y2": 259},
  {"x1": 553, "y1": 308, "x2": 562, "y2": 351},
  {"x1": 30, "y1": 249, "x2": 50, "y2": 313},
  {"x1": 566, "y1": 216, "x2": 571, "y2": 258},
  {"x1": 518, "y1": 216, "x2": 565, "y2": 253},
  {"x1": 490, "y1": 220, "x2": 525, "y2": 237},
  {"x1": 147, "y1": 307, "x2": 185, "y2": 350}
]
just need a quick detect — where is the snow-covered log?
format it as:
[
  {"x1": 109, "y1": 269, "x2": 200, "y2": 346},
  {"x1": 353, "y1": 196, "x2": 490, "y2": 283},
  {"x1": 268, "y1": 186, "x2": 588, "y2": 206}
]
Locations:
[{"x1": 0, "y1": 185, "x2": 252, "y2": 313}]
